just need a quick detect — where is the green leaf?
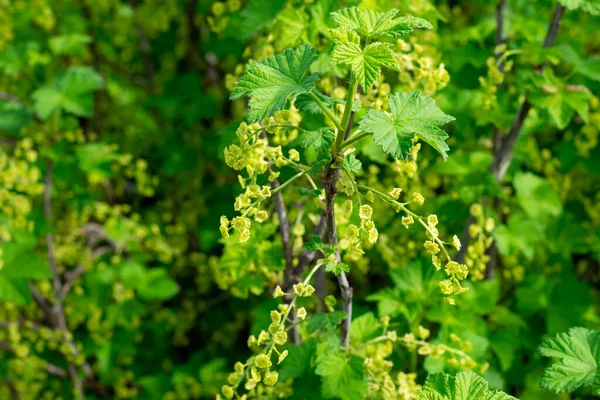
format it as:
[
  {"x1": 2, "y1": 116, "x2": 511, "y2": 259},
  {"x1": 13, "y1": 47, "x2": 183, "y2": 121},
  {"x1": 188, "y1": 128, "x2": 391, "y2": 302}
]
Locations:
[
  {"x1": 315, "y1": 350, "x2": 367, "y2": 399},
  {"x1": 330, "y1": 27, "x2": 399, "y2": 90},
  {"x1": 359, "y1": 92, "x2": 454, "y2": 160},
  {"x1": 513, "y1": 172, "x2": 562, "y2": 223},
  {"x1": 0, "y1": 242, "x2": 52, "y2": 280},
  {"x1": 325, "y1": 261, "x2": 349, "y2": 276},
  {"x1": 239, "y1": 0, "x2": 287, "y2": 38},
  {"x1": 279, "y1": 338, "x2": 317, "y2": 380},
  {"x1": 137, "y1": 269, "x2": 180, "y2": 301},
  {"x1": 294, "y1": 127, "x2": 335, "y2": 174},
  {"x1": 539, "y1": 327, "x2": 600, "y2": 395},
  {"x1": 558, "y1": 0, "x2": 600, "y2": 15},
  {"x1": 230, "y1": 45, "x2": 320, "y2": 122},
  {"x1": 32, "y1": 87, "x2": 63, "y2": 120},
  {"x1": 295, "y1": 128, "x2": 335, "y2": 153},
  {"x1": 560, "y1": 45, "x2": 600, "y2": 82},
  {"x1": 350, "y1": 312, "x2": 382, "y2": 344},
  {"x1": 530, "y1": 69, "x2": 592, "y2": 129},
  {"x1": 305, "y1": 235, "x2": 324, "y2": 251},
  {"x1": 330, "y1": 7, "x2": 432, "y2": 38},
  {"x1": 343, "y1": 154, "x2": 362, "y2": 173},
  {"x1": 32, "y1": 66, "x2": 104, "y2": 120},
  {"x1": 307, "y1": 311, "x2": 347, "y2": 333},
  {"x1": 419, "y1": 371, "x2": 516, "y2": 400},
  {"x1": 298, "y1": 188, "x2": 321, "y2": 197},
  {"x1": 0, "y1": 278, "x2": 31, "y2": 305},
  {"x1": 49, "y1": 34, "x2": 92, "y2": 56}
]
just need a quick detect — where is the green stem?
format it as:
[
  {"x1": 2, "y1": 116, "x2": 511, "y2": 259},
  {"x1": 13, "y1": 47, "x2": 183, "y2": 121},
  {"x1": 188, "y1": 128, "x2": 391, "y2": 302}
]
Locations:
[
  {"x1": 308, "y1": 92, "x2": 343, "y2": 132},
  {"x1": 355, "y1": 184, "x2": 452, "y2": 262},
  {"x1": 335, "y1": 79, "x2": 359, "y2": 153},
  {"x1": 340, "y1": 130, "x2": 370, "y2": 151},
  {"x1": 242, "y1": 171, "x2": 305, "y2": 217}
]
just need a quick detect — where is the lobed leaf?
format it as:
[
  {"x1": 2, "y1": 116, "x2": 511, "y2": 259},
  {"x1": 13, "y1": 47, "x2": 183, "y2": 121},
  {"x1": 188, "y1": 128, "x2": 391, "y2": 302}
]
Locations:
[
  {"x1": 358, "y1": 92, "x2": 454, "y2": 160},
  {"x1": 230, "y1": 44, "x2": 320, "y2": 122},
  {"x1": 330, "y1": 7, "x2": 432, "y2": 38},
  {"x1": 539, "y1": 327, "x2": 600, "y2": 395},
  {"x1": 419, "y1": 371, "x2": 516, "y2": 400}
]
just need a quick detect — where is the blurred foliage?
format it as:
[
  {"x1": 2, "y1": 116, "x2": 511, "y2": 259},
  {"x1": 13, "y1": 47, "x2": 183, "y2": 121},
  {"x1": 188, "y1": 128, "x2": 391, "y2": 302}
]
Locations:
[{"x1": 0, "y1": 0, "x2": 598, "y2": 399}]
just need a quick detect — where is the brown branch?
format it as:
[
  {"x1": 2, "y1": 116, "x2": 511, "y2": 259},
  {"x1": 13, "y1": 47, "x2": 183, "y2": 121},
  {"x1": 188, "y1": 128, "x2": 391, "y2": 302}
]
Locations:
[
  {"x1": 6, "y1": 378, "x2": 20, "y2": 399},
  {"x1": 0, "y1": 92, "x2": 23, "y2": 104},
  {"x1": 491, "y1": 3, "x2": 564, "y2": 181},
  {"x1": 271, "y1": 177, "x2": 300, "y2": 345},
  {"x1": 296, "y1": 212, "x2": 327, "y2": 276},
  {"x1": 459, "y1": 3, "x2": 565, "y2": 265},
  {"x1": 323, "y1": 163, "x2": 352, "y2": 348},
  {"x1": 59, "y1": 265, "x2": 85, "y2": 301},
  {"x1": 0, "y1": 340, "x2": 68, "y2": 379}
]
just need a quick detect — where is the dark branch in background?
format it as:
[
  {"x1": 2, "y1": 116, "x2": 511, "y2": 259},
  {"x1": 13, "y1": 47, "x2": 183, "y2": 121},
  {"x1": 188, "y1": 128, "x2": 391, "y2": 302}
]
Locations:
[
  {"x1": 492, "y1": 0, "x2": 507, "y2": 156},
  {"x1": 59, "y1": 265, "x2": 85, "y2": 301},
  {"x1": 458, "y1": 3, "x2": 565, "y2": 266},
  {"x1": 0, "y1": 91, "x2": 23, "y2": 104},
  {"x1": 270, "y1": 177, "x2": 300, "y2": 345},
  {"x1": 491, "y1": 3, "x2": 564, "y2": 180},
  {"x1": 296, "y1": 212, "x2": 327, "y2": 276}
]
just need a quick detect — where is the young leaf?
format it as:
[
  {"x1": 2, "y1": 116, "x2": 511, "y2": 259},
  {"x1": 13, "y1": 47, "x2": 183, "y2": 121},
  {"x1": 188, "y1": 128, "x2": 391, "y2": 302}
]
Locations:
[
  {"x1": 325, "y1": 261, "x2": 349, "y2": 276},
  {"x1": 294, "y1": 127, "x2": 335, "y2": 174},
  {"x1": 330, "y1": 7, "x2": 432, "y2": 38},
  {"x1": 32, "y1": 66, "x2": 104, "y2": 120},
  {"x1": 539, "y1": 327, "x2": 600, "y2": 395},
  {"x1": 343, "y1": 154, "x2": 362, "y2": 173},
  {"x1": 295, "y1": 128, "x2": 335, "y2": 153},
  {"x1": 330, "y1": 27, "x2": 399, "y2": 90},
  {"x1": 230, "y1": 44, "x2": 320, "y2": 122},
  {"x1": 419, "y1": 371, "x2": 516, "y2": 400},
  {"x1": 307, "y1": 311, "x2": 347, "y2": 333},
  {"x1": 305, "y1": 235, "x2": 324, "y2": 251},
  {"x1": 530, "y1": 69, "x2": 592, "y2": 129},
  {"x1": 359, "y1": 92, "x2": 454, "y2": 160},
  {"x1": 560, "y1": 45, "x2": 600, "y2": 82}
]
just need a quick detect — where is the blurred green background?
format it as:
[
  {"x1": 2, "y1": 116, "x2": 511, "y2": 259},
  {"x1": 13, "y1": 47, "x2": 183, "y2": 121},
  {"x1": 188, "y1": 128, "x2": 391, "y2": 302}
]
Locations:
[{"x1": 0, "y1": 0, "x2": 599, "y2": 399}]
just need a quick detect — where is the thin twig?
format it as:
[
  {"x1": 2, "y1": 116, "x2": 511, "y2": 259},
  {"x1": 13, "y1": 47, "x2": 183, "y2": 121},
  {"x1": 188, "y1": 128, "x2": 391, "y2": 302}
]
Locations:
[
  {"x1": 296, "y1": 212, "x2": 327, "y2": 276},
  {"x1": 0, "y1": 340, "x2": 68, "y2": 379},
  {"x1": 59, "y1": 265, "x2": 85, "y2": 301},
  {"x1": 0, "y1": 92, "x2": 23, "y2": 104}
]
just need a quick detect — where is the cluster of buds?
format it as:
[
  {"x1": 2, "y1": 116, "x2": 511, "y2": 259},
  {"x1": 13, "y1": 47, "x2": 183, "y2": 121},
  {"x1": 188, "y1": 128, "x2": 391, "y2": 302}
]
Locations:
[
  {"x1": 222, "y1": 265, "x2": 320, "y2": 398},
  {"x1": 220, "y1": 185, "x2": 273, "y2": 243},
  {"x1": 261, "y1": 109, "x2": 302, "y2": 146},
  {"x1": 465, "y1": 203, "x2": 494, "y2": 280},
  {"x1": 344, "y1": 204, "x2": 379, "y2": 256}
]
